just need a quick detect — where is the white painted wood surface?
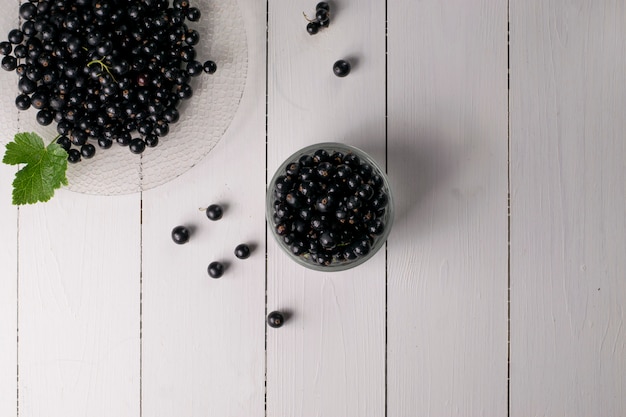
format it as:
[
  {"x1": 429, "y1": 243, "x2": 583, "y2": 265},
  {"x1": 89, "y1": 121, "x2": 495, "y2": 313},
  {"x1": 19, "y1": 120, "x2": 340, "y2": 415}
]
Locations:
[
  {"x1": 140, "y1": 1, "x2": 267, "y2": 416},
  {"x1": 266, "y1": 1, "x2": 386, "y2": 417},
  {"x1": 387, "y1": 1, "x2": 509, "y2": 415},
  {"x1": 510, "y1": 1, "x2": 626, "y2": 416},
  {"x1": 0, "y1": 1, "x2": 624, "y2": 417}
]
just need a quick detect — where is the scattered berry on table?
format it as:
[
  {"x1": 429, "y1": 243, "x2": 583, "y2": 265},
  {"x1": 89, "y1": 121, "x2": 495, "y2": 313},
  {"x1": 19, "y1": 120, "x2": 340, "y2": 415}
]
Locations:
[
  {"x1": 234, "y1": 244, "x2": 251, "y2": 259},
  {"x1": 208, "y1": 261, "x2": 225, "y2": 278},
  {"x1": 333, "y1": 60, "x2": 351, "y2": 77},
  {"x1": 171, "y1": 225, "x2": 190, "y2": 245},
  {"x1": 267, "y1": 311, "x2": 285, "y2": 328},
  {"x1": 205, "y1": 204, "x2": 223, "y2": 221}
]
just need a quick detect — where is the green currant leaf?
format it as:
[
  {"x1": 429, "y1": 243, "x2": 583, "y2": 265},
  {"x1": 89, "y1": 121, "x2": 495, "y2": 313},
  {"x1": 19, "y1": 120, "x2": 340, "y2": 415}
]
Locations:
[{"x1": 2, "y1": 132, "x2": 68, "y2": 205}]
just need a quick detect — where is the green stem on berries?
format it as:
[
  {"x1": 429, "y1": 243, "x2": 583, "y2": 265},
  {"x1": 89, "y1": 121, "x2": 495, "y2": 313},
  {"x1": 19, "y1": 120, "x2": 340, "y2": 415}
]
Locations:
[
  {"x1": 302, "y1": 11, "x2": 315, "y2": 22},
  {"x1": 87, "y1": 58, "x2": 117, "y2": 82}
]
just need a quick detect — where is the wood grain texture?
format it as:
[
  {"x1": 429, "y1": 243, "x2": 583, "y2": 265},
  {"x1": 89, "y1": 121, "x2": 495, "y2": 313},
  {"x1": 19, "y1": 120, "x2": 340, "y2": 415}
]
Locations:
[
  {"x1": 0, "y1": 9, "x2": 19, "y2": 417},
  {"x1": 267, "y1": 1, "x2": 386, "y2": 416},
  {"x1": 510, "y1": 2, "x2": 626, "y2": 416},
  {"x1": 17, "y1": 194, "x2": 140, "y2": 416},
  {"x1": 386, "y1": 1, "x2": 509, "y2": 415},
  {"x1": 140, "y1": 1, "x2": 267, "y2": 416}
]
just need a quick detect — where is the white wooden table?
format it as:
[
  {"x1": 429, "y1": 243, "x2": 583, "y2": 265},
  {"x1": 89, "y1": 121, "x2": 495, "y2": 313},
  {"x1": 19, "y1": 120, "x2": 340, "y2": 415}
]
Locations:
[{"x1": 1, "y1": 1, "x2": 625, "y2": 416}]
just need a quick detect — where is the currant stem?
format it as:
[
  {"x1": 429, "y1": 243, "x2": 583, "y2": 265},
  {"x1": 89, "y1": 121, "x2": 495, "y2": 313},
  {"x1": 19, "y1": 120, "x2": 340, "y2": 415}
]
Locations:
[
  {"x1": 302, "y1": 11, "x2": 315, "y2": 22},
  {"x1": 87, "y1": 58, "x2": 117, "y2": 82}
]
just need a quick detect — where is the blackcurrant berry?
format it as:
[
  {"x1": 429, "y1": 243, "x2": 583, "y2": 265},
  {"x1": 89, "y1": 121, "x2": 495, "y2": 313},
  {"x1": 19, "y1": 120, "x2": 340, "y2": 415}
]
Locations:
[
  {"x1": 56, "y1": 136, "x2": 71, "y2": 152},
  {"x1": 0, "y1": 41, "x2": 12, "y2": 55},
  {"x1": 306, "y1": 21, "x2": 320, "y2": 35},
  {"x1": 187, "y1": 7, "x2": 201, "y2": 21},
  {"x1": 129, "y1": 138, "x2": 146, "y2": 154},
  {"x1": 67, "y1": 149, "x2": 82, "y2": 163},
  {"x1": 333, "y1": 59, "x2": 351, "y2": 77},
  {"x1": 36, "y1": 110, "x2": 54, "y2": 126},
  {"x1": 205, "y1": 204, "x2": 223, "y2": 221},
  {"x1": 267, "y1": 311, "x2": 284, "y2": 328},
  {"x1": 207, "y1": 261, "x2": 224, "y2": 278},
  {"x1": 186, "y1": 60, "x2": 203, "y2": 76},
  {"x1": 171, "y1": 225, "x2": 190, "y2": 244},
  {"x1": 8, "y1": 29, "x2": 24, "y2": 45},
  {"x1": 144, "y1": 134, "x2": 159, "y2": 148},
  {"x1": 315, "y1": 9, "x2": 330, "y2": 25},
  {"x1": 81, "y1": 144, "x2": 96, "y2": 159},
  {"x1": 316, "y1": 2, "x2": 330, "y2": 11},
  {"x1": 98, "y1": 138, "x2": 113, "y2": 149},
  {"x1": 14, "y1": 94, "x2": 31, "y2": 110},
  {"x1": 2, "y1": 55, "x2": 17, "y2": 71},
  {"x1": 234, "y1": 244, "x2": 251, "y2": 259},
  {"x1": 203, "y1": 60, "x2": 217, "y2": 74}
]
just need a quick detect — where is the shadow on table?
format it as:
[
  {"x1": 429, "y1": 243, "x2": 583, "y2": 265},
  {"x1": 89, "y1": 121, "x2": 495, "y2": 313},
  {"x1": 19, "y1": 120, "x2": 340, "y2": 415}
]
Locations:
[{"x1": 364, "y1": 130, "x2": 470, "y2": 238}]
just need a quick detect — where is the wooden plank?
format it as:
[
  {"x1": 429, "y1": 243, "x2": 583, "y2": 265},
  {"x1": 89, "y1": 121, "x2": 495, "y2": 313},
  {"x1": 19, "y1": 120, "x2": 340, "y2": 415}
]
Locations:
[
  {"x1": 266, "y1": 1, "x2": 387, "y2": 416},
  {"x1": 1, "y1": 5, "x2": 142, "y2": 415},
  {"x1": 140, "y1": 1, "x2": 267, "y2": 416},
  {"x1": 510, "y1": 2, "x2": 626, "y2": 415},
  {"x1": 0, "y1": 8, "x2": 19, "y2": 417},
  {"x1": 386, "y1": 1, "x2": 509, "y2": 415},
  {"x1": 17, "y1": 194, "x2": 140, "y2": 416}
]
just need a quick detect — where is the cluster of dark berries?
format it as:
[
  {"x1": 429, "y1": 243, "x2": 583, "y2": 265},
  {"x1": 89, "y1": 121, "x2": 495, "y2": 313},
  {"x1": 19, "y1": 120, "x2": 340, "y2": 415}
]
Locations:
[
  {"x1": 305, "y1": 2, "x2": 330, "y2": 35},
  {"x1": 0, "y1": 0, "x2": 218, "y2": 164},
  {"x1": 270, "y1": 147, "x2": 390, "y2": 268},
  {"x1": 170, "y1": 204, "x2": 252, "y2": 278}
]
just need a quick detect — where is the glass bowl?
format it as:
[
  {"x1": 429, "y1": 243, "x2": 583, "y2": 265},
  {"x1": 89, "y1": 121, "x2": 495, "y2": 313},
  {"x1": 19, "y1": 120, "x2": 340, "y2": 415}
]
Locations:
[{"x1": 267, "y1": 142, "x2": 394, "y2": 272}]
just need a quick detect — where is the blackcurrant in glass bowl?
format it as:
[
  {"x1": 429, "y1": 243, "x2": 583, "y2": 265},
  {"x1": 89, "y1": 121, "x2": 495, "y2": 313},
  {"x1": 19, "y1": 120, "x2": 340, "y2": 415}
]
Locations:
[{"x1": 267, "y1": 142, "x2": 394, "y2": 272}]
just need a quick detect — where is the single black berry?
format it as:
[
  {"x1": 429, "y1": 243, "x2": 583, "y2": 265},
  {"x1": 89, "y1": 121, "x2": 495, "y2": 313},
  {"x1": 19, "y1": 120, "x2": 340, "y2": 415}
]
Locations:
[
  {"x1": 129, "y1": 138, "x2": 146, "y2": 154},
  {"x1": 81, "y1": 144, "x2": 96, "y2": 159},
  {"x1": 14, "y1": 94, "x2": 31, "y2": 110},
  {"x1": 1, "y1": 55, "x2": 16, "y2": 71},
  {"x1": 315, "y1": 8, "x2": 330, "y2": 25},
  {"x1": 234, "y1": 244, "x2": 251, "y2": 259},
  {"x1": 187, "y1": 7, "x2": 201, "y2": 21},
  {"x1": 316, "y1": 2, "x2": 330, "y2": 11},
  {"x1": 67, "y1": 149, "x2": 81, "y2": 163},
  {"x1": 205, "y1": 204, "x2": 223, "y2": 220},
  {"x1": 207, "y1": 261, "x2": 224, "y2": 278},
  {"x1": 171, "y1": 225, "x2": 190, "y2": 244},
  {"x1": 56, "y1": 136, "x2": 71, "y2": 152},
  {"x1": 333, "y1": 60, "x2": 351, "y2": 77},
  {"x1": 306, "y1": 21, "x2": 320, "y2": 35},
  {"x1": 0, "y1": 41, "x2": 12, "y2": 55},
  {"x1": 267, "y1": 311, "x2": 285, "y2": 328},
  {"x1": 203, "y1": 60, "x2": 217, "y2": 74},
  {"x1": 7, "y1": 29, "x2": 24, "y2": 44}
]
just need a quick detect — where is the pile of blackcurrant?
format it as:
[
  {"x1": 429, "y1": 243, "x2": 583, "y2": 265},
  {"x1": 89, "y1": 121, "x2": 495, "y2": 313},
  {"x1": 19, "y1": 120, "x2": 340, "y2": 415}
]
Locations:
[
  {"x1": 269, "y1": 144, "x2": 392, "y2": 269},
  {"x1": 305, "y1": 2, "x2": 330, "y2": 35},
  {"x1": 0, "y1": 0, "x2": 218, "y2": 163}
]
